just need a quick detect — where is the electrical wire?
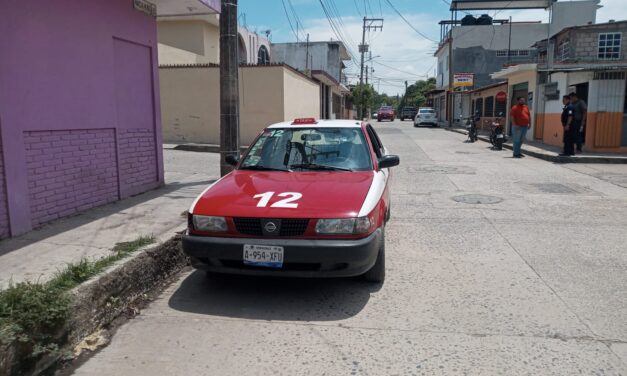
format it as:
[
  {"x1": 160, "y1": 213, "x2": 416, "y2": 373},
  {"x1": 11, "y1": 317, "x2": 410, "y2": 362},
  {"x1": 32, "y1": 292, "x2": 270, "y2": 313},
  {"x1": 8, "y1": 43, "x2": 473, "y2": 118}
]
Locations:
[
  {"x1": 383, "y1": 0, "x2": 437, "y2": 43},
  {"x1": 281, "y1": 0, "x2": 299, "y2": 41}
]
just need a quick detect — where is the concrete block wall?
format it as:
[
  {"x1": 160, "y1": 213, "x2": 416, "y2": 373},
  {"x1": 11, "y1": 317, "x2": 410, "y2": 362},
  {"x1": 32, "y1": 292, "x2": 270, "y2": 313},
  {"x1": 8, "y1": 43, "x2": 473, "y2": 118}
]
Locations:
[
  {"x1": 571, "y1": 24, "x2": 627, "y2": 61},
  {"x1": 118, "y1": 129, "x2": 158, "y2": 196},
  {"x1": 24, "y1": 130, "x2": 119, "y2": 227}
]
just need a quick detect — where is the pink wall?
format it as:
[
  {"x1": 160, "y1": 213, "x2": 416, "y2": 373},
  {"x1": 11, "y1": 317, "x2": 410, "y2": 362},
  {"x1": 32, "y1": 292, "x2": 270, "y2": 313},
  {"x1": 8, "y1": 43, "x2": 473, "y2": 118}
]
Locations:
[{"x1": 0, "y1": 0, "x2": 164, "y2": 236}]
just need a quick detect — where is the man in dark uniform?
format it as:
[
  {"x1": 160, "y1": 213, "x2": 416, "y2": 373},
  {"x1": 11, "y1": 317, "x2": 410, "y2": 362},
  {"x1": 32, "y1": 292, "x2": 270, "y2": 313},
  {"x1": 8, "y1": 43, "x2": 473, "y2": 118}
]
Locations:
[
  {"x1": 560, "y1": 95, "x2": 576, "y2": 157},
  {"x1": 570, "y1": 92, "x2": 587, "y2": 153}
]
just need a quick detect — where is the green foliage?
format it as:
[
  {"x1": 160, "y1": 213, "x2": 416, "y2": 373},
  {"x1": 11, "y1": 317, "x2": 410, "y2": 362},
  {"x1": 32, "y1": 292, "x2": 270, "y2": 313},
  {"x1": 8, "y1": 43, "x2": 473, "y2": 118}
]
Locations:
[
  {"x1": 398, "y1": 77, "x2": 436, "y2": 110},
  {"x1": 349, "y1": 84, "x2": 401, "y2": 118},
  {"x1": 0, "y1": 235, "x2": 155, "y2": 369}
]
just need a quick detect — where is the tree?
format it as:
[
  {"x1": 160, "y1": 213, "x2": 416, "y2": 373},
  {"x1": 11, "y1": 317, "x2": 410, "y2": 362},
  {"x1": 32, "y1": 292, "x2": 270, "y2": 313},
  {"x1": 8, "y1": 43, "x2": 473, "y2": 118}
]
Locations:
[{"x1": 399, "y1": 78, "x2": 436, "y2": 110}]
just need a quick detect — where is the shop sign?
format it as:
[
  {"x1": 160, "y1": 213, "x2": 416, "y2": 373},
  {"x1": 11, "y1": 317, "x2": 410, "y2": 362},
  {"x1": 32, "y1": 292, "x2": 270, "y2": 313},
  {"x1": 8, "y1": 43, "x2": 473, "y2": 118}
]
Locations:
[
  {"x1": 454, "y1": 73, "x2": 474, "y2": 88},
  {"x1": 133, "y1": 0, "x2": 156, "y2": 17}
]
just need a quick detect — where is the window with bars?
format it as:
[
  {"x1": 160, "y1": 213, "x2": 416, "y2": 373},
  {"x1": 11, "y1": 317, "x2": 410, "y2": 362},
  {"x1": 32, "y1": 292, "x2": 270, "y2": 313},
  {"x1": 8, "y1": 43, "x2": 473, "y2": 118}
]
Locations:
[
  {"x1": 484, "y1": 96, "x2": 495, "y2": 117},
  {"x1": 557, "y1": 39, "x2": 570, "y2": 61},
  {"x1": 598, "y1": 33, "x2": 622, "y2": 60},
  {"x1": 475, "y1": 98, "x2": 484, "y2": 117},
  {"x1": 496, "y1": 49, "x2": 532, "y2": 58}
]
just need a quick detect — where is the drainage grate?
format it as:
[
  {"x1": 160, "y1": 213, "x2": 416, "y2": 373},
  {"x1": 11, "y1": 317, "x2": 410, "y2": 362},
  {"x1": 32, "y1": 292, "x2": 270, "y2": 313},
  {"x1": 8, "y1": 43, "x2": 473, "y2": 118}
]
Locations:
[{"x1": 452, "y1": 194, "x2": 503, "y2": 205}]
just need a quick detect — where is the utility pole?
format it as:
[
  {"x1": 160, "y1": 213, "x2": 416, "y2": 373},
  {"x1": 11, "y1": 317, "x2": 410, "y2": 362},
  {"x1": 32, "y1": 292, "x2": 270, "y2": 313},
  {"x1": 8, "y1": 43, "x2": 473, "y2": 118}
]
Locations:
[
  {"x1": 365, "y1": 65, "x2": 369, "y2": 85},
  {"x1": 447, "y1": 25, "x2": 454, "y2": 128},
  {"x1": 220, "y1": 0, "x2": 240, "y2": 176},
  {"x1": 359, "y1": 17, "x2": 383, "y2": 119},
  {"x1": 305, "y1": 33, "x2": 310, "y2": 75}
]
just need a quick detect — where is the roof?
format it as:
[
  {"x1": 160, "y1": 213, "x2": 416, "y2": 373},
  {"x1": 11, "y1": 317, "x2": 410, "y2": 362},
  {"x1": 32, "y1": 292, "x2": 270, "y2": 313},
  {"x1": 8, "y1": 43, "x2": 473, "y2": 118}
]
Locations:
[
  {"x1": 491, "y1": 63, "x2": 538, "y2": 79},
  {"x1": 538, "y1": 20, "x2": 627, "y2": 42},
  {"x1": 466, "y1": 81, "x2": 508, "y2": 93},
  {"x1": 312, "y1": 70, "x2": 340, "y2": 86},
  {"x1": 272, "y1": 40, "x2": 351, "y2": 61},
  {"x1": 449, "y1": 0, "x2": 553, "y2": 10},
  {"x1": 159, "y1": 62, "x2": 319, "y2": 85},
  {"x1": 268, "y1": 120, "x2": 363, "y2": 129}
]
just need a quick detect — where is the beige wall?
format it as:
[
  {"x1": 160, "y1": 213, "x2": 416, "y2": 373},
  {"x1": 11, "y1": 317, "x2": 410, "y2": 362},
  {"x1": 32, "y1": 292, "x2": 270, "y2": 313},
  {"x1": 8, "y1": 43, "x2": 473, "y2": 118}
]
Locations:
[
  {"x1": 239, "y1": 66, "x2": 286, "y2": 144},
  {"x1": 160, "y1": 66, "x2": 321, "y2": 146},
  {"x1": 160, "y1": 68, "x2": 220, "y2": 144},
  {"x1": 283, "y1": 68, "x2": 321, "y2": 121},
  {"x1": 157, "y1": 20, "x2": 219, "y2": 64}
]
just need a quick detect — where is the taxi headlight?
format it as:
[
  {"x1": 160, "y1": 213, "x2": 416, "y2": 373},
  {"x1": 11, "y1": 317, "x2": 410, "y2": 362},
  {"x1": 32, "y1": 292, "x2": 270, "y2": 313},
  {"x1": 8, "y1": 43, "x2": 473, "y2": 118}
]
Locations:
[
  {"x1": 192, "y1": 215, "x2": 227, "y2": 232},
  {"x1": 315, "y1": 217, "x2": 371, "y2": 234}
]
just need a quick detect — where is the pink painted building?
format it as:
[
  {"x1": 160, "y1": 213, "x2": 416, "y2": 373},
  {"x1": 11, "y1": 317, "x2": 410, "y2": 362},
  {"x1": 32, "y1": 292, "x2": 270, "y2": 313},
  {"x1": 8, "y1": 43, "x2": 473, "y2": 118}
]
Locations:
[{"x1": 0, "y1": 0, "x2": 220, "y2": 238}]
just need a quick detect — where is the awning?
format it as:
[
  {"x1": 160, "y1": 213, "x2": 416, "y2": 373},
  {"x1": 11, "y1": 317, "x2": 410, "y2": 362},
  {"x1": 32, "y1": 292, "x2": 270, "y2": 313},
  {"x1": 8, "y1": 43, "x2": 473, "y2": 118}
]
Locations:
[{"x1": 152, "y1": 0, "x2": 220, "y2": 16}]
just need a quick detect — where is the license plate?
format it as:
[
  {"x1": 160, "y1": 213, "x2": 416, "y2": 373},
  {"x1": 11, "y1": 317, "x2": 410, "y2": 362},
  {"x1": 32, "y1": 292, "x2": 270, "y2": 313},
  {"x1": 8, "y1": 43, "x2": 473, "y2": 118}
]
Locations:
[
  {"x1": 243, "y1": 245, "x2": 284, "y2": 268},
  {"x1": 497, "y1": 134, "x2": 504, "y2": 139}
]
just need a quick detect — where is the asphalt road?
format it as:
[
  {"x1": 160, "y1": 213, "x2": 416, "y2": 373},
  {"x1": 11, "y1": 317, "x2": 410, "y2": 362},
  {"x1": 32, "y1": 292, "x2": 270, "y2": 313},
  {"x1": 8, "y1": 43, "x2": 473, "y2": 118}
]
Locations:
[{"x1": 74, "y1": 120, "x2": 627, "y2": 375}]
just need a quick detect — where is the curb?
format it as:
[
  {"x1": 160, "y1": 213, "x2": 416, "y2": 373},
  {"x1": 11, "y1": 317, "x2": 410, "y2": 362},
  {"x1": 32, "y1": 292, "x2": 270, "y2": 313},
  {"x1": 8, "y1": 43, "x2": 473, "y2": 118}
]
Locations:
[
  {"x1": 0, "y1": 234, "x2": 189, "y2": 376},
  {"x1": 444, "y1": 127, "x2": 627, "y2": 164}
]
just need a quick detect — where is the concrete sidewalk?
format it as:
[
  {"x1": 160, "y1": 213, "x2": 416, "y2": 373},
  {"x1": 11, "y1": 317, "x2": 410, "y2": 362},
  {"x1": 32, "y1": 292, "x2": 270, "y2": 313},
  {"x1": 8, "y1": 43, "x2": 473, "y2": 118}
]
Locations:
[
  {"x1": 444, "y1": 125, "x2": 627, "y2": 163},
  {"x1": 0, "y1": 147, "x2": 219, "y2": 289}
]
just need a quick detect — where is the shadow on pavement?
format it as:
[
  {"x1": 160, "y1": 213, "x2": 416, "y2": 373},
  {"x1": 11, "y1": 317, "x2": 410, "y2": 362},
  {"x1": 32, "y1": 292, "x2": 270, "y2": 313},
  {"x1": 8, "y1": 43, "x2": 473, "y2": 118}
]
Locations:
[
  {"x1": 0, "y1": 179, "x2": 213, "y2": 257},
  {"x1": 168, "y1": 270, "x2": 379, "y2": 321}
]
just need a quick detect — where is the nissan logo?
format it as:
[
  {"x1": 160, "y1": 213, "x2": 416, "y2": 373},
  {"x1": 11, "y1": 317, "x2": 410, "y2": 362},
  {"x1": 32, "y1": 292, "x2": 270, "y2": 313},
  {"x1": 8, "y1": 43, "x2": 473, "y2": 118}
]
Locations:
[{"x1": 264, "y1": 222, "x2": 277, "y2": 233}]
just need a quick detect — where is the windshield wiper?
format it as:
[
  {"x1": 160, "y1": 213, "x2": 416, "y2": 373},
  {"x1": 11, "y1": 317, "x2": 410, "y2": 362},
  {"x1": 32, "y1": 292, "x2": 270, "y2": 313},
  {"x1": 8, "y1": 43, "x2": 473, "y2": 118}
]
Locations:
[
  {"x1": 290, "y1": 163, "x2": 353, "y2": 172},
  {"x1": 240, "y1": 165, "x2": 291, "y2": 172}
]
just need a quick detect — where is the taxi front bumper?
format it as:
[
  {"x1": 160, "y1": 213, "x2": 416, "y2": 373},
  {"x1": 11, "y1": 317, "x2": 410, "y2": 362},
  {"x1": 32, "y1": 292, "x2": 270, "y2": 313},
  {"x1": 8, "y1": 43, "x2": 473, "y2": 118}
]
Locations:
[{"x1": 182, "y1": 229, "x2": 382, "y2": 278}]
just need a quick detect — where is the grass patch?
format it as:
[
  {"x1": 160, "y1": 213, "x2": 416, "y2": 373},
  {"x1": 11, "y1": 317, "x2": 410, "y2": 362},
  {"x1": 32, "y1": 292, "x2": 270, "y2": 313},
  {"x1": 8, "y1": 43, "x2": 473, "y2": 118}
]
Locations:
[
  {"x1": 0, "y1": 235, "x2": 155, "y2": 371},
  {"x1": 48, "y1": 235, "x2": 155, "y2": 291}
]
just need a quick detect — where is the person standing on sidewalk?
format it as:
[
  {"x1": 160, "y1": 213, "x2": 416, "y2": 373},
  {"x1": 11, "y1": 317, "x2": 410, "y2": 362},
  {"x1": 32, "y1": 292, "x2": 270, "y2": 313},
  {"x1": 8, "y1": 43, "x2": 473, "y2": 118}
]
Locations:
[
  {"x1": 570, "y1": 92, "x2": 587, "y2": 153},
  {"x1": 510, "y1": 97, "x2": 531, "y2": 158},
  {"x1": 560, "y1": 95, "x2": 576, "y2": 157}
]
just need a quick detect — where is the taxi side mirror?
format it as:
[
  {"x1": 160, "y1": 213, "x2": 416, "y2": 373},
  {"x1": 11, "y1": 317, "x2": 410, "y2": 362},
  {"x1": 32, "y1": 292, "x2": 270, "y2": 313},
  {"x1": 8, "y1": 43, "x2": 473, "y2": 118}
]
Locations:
[
  {"x1": 378, "y1": 155, "x2": 400, "y2": 169},
  {"x1": 225, "y1": 154, "x2": 239, "y2": 166}
]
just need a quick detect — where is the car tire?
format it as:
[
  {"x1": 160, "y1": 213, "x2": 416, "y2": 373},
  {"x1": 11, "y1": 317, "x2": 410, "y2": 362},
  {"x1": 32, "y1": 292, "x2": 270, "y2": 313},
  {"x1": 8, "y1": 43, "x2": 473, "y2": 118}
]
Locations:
[
  {"x1": 363, "y1": 230, "x2": 385, "y2": 283},
  {"x1": 400, "y1": 117, "x2": 404, "y2": 121},
  {"x1": 377, "y1": 119, "x2": 381, "y2": 122}
]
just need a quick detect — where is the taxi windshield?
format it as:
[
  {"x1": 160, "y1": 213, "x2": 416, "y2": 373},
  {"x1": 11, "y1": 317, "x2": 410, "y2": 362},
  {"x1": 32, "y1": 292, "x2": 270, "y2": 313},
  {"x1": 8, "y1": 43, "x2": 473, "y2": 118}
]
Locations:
[{"x1": 240, "y1": 127, "x2": 372, "y2": 172}]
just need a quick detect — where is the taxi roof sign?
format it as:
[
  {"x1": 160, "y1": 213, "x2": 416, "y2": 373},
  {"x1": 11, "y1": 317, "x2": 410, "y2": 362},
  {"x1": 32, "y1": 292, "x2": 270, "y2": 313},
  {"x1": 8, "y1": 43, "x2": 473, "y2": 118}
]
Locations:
[{"x1": 291, "y1": 118, "x2": 318, "y2": 125}]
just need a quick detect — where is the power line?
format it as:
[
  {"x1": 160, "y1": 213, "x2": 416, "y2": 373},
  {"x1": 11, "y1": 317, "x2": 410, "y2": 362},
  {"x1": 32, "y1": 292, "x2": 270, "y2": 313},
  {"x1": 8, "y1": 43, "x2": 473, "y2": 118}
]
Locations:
[
  {"x1": 373, "y1": 61, "x2": 429, "y2": 78},
  {"x1": 281, "y1": 0, "x2": 299, "y2": 41},
  {"x1": 383, "y1": 0, "x2": 437, "y2": 43}
]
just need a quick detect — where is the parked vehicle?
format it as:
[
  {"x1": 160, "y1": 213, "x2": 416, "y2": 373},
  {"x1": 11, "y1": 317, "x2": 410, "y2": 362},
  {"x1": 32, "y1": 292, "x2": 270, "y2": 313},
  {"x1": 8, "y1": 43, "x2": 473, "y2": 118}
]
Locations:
[
  {"x1": 399, "y1": 107, "x2": 417, "y2": 121},
  {"x1": 414, "y1": 107, "x2": 438, "y2": 127},
  {"x1": 377, "y1": 106, "x2": 395, "y2": 122},
  {"x1": 183, "y1": 118, "x2": 400, "y2": 283},
  {"x1": 489, "y1": 113, "x2": 507, "y2": 150},
  {"x1": 466, "y1": 112, "x2": 479, "y2": 143}
]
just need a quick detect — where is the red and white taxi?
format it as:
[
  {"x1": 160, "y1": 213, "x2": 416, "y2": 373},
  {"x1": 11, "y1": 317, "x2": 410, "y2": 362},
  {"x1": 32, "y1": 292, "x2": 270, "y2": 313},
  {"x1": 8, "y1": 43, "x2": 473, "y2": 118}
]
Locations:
[{"x1": 182, "y1": 118, "x2": 399, "y2": 283}]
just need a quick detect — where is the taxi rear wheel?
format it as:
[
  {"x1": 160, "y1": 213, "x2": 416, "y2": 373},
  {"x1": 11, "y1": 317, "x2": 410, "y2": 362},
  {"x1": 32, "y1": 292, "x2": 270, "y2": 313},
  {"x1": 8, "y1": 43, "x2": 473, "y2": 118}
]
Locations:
[{"x1": 363, "y1": 230, "x2": 385, "y2": 283}]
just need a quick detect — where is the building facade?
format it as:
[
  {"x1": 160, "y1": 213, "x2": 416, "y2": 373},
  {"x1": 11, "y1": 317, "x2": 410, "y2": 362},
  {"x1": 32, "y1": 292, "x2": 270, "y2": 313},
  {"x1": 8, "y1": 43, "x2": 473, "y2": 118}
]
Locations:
[
  {"x1": 434, "y1": 0, "x2": 600, "y2": 124},
  {"x1": 157, "y1": 15, "x2": 271, "y2": 65},
  {"x1": 272, "y1": 41, "x2": 352, "y2": 119},
  {"x1": 160, "y1": 64, "x2": 321, "y2": 146},
  {"x1": 502, "y1": 21, "x2": 627, "y2": 152},
  {"x1": 0, "y1": 0, "x2": 222, "y2": 239}
]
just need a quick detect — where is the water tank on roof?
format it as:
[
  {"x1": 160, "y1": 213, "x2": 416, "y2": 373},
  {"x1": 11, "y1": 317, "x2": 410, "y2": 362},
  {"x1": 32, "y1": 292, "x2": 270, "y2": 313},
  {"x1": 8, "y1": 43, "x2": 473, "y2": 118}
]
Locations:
[
  {"x1": 476, "y1": 14, "x2": 493, "y2": 26},
  {"x1": 461, "y1": 15, "x2": 476, "y2": 26}
]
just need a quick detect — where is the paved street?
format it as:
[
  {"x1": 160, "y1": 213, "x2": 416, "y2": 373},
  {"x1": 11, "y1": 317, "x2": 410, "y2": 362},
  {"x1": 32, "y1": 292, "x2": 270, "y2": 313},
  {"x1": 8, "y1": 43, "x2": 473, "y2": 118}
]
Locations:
[{"x1": 74, "y1": 120, "x2": 627, "y2": 375}]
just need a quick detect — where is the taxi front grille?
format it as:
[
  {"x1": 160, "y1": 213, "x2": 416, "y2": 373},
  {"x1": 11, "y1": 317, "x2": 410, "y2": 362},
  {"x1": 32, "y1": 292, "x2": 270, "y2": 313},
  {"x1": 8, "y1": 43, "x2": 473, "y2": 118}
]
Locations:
[{"x1": 233, "y1": 218, "x2": 309, "y2": 237}]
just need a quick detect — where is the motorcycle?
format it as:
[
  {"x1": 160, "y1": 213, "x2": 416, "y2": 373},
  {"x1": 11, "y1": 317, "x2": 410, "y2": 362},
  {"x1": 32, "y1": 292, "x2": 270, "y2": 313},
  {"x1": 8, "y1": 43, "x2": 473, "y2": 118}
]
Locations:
[
  {"x1": 489, "y1": 113, "x2": 507, "y2": 150},
  {"x1": 466, "y1": 112, "x2": 479, "y2": 143}
]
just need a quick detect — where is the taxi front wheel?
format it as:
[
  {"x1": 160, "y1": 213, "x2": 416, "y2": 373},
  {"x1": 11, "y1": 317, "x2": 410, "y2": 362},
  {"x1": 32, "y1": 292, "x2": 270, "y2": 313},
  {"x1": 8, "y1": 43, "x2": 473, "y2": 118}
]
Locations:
[{"x1": 363, "y1": 230, "x2": 385, "y2": 283}]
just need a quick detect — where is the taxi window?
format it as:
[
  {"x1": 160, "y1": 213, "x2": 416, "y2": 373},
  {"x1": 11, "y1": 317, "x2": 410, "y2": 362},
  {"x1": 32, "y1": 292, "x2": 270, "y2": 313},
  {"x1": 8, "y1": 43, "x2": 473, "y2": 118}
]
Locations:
[
  {"x1": 366, "y1": 125, "x2": 384, "y2": 158},
  {"x1": 240, "y1": 127, "x2": 373, "y2": 172}
]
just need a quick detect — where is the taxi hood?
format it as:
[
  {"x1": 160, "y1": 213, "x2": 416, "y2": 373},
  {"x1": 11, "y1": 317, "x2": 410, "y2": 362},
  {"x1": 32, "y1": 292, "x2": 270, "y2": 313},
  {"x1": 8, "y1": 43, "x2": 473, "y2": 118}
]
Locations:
[{"x1": 191, "y1": 170, "x2": 375, "y2": 219}]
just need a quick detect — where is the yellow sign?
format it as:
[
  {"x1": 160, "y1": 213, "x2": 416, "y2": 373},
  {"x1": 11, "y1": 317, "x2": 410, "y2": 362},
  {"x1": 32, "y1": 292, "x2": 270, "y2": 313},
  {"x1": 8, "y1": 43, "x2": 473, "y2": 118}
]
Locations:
[{"x1": 454, "y1": 73, "x2": 474, "y2": 88}]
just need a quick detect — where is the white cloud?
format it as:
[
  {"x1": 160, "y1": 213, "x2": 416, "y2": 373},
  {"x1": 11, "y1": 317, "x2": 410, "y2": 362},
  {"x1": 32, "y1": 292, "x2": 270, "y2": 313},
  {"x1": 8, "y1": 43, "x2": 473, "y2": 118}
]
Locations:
[
  {"x1": 302, "y1": 14, "x2": 439, "y2": 95},
  {"x1": 597, "y1": 0, "x2": 627, "y2": 22}
]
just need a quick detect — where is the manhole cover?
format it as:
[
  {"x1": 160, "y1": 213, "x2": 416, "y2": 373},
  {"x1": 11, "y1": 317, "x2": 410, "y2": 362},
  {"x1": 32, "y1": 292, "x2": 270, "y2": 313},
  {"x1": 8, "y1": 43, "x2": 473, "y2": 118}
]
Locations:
[
  {"x1": 452, "y1": 194, "x2": 503, "y2": 204},
  {"x1": 532, "y1": 183, "x2": 578, "y2": 194}
]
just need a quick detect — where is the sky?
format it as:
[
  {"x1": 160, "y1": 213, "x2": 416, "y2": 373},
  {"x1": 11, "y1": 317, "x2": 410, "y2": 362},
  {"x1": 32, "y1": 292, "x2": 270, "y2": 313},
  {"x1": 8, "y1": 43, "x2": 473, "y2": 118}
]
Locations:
[{"x1": 238, "y1": 0, "x2": 627, "y2": 95}]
